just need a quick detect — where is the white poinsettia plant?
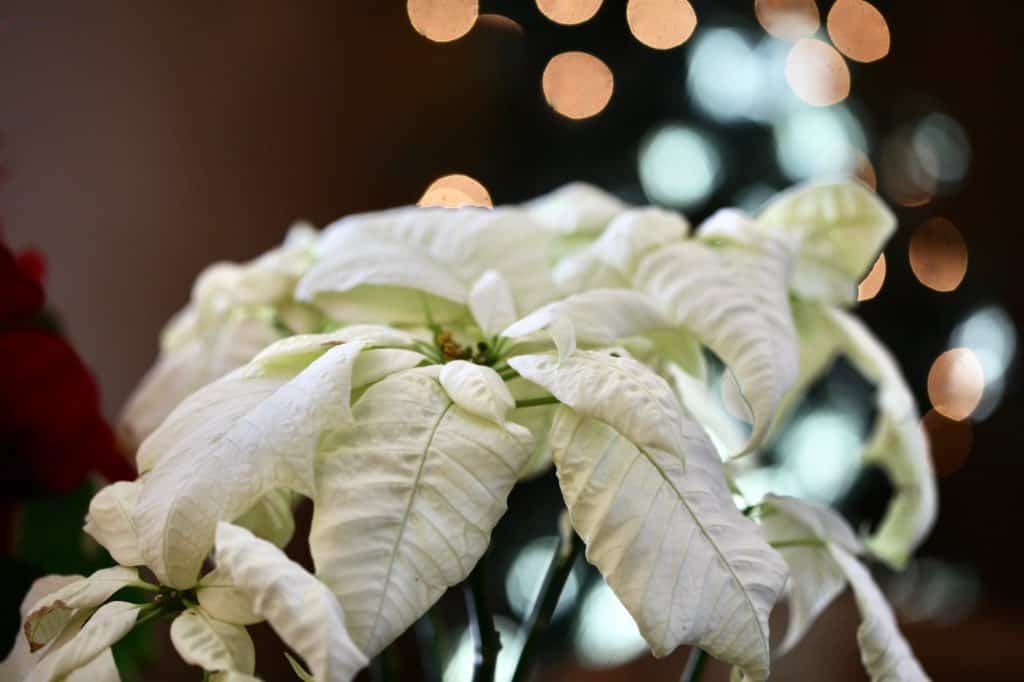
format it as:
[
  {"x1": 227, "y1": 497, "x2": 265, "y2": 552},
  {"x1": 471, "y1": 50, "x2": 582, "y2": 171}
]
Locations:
[{"x1": 2, "y1": 180, "x2": 936, "y2": 682}]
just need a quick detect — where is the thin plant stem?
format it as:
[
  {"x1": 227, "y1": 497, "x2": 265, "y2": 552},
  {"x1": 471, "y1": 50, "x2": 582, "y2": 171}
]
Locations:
[
  {"x1": 680, "y1": 647, "x2": 708, "y2": 682},
  {"x1": 514, "y1": 396, "x2": 560, "y2": 409},
  {"x1": 464, "y1": 554, "x2": 501, "y2": 682},
  {"x1": 510, "y1": 531, "x2": 585, "y2": 682}
]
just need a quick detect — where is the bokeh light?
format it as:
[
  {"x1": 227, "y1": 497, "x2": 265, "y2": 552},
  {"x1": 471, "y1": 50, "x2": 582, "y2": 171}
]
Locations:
[
  {"x1": 785, "y1": 38, "x2": 851, "y2": 106},
  {"x1": 418, "y1": 174, "x2": 493, "y2": 208},
  {"x1": 638, "y1": 125, "x2": 722, "y2": 208},
  {"x1": 407, "y1": 0, "x2": 479, "y2": 42},
  {"x1": 857, "y1": 252, "x2": 886, "y2": 301},
  {"x1": 913, "y1": 113, "x2": 972, "y2": 186},
  {"x1": 909, "y1": 217, "x2": 968, "y2": 292},
  {"x1": 922, "y1": 409, "x2": 973, "y2": 477},
  {"x1": 777, "y1": 409, "x2": 861, "y2": 502},
  {"x1": 444, "y1": 616, "x2": 522, "y2": 682},
  {"x1": 850, "y1": 147, "x2": 878, "y2": 190},
  {"x1": 573, "y1": 581, "x2": 648, "y2": 668},
  {"x1": 505, "y1": 536, "x2": 582, "y2": 620},
  {"x1": 687, "y1": 28, "x2": 760, "y2": 121},
  {"x1": 773, "y1": 106, "x2": 867, "y2": 180},
  {"x1": 827, "y1": 0, "x2": 891, "y2": 63},
  {"x1": 734, "y1": 465, "x2": 805, "y2": 505},
  {"x1": 951, "y1": 306, "x2": 1017, "y2": 383},
  {"x1": 927, "y1": 348, "x2": 985, "y2": 421},
  {"x1": 477, "y1": 13, "x2": 524, "y2": 34},
  {"x1": 754, "y1": 0, "x2": 820, "y2": 41},
  {"x1": 542, "y1": 51, "x2": 615, "y2": 120},
  {"x1": 536, "y1": 0, "x2": 603, "y2": 26},
  {"x1": 627, "y1": 0, "x2": 697, "y2": 50}
]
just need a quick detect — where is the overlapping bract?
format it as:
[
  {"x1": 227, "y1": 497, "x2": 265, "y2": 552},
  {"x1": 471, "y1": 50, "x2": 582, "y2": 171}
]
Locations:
[{"x1": 6, "y1": 180, "x2": 934, "y2": 681}]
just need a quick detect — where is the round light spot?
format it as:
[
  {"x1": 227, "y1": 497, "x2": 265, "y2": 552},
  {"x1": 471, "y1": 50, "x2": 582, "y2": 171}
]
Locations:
[
  {"x1": 754, "y1": 0, "x2": 820, "y2": 41},
  {"x1": 881, "y1": 129, "x2": 937, "y2": 207},
  {"x1": 542, "y1": 51, "x2": 614, "y2": 120},
  {"x1": 827, "y1": 0, "x2": 890, "y2": 63},
  {"x1": 951, "y1": 306, "x2": 1017, "y2": 383},
  {"x1": 909, "y1": 217, "x2": 968, "y2": 292},
  {"x1": 638, "y1": 125, "x2": 722, "y2": 208},
  {"x1": 928, "y1": 348, "x2": 984, "y2": 421},
  {"x1": 627, "y1": 0, "x2": 697, "y2": 49},
  {"x1": 407, "y1": 0, "x2": 478, "y2": 43},
  {"x1": 785, "y1": 38, "x2": 851, "y2": 106},
  {"x1": 687, "y1": 28, "x2": 761, "y2": 122},
  {"x1": 536, "y1": 0, "x2": 603, "y2": 25},
  {"x1": 857, "y1": 252, "x2": 886, "y2": 301},
  {"x1": 850, "y1": 148, "x2": 877, "y2": 190},
  {"x1": 922, "y1": 409, "x2": 973, "y2": 477},
  {"x1": 477, "y1": 13, "x2": 524, "y2": 34},
  {"x1": 418, "y1": 174, "x2": 493, "y2": 208},
  {"x1": 913, "y1": 113, "x2": 972, "y2": 186},
  {"x1": 773, "y1": 106, "x2": 867, "y2": 180}
]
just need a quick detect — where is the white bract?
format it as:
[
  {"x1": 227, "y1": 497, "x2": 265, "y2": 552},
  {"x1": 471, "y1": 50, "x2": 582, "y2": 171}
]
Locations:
[{"x1": 6, "y1": 181, "x2": 933, "y2": 681}]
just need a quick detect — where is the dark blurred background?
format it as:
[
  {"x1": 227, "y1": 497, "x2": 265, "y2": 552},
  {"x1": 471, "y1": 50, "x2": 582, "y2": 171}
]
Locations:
[{"x1": 2, "y1": 1, "x2": 1022, "y2": 680}]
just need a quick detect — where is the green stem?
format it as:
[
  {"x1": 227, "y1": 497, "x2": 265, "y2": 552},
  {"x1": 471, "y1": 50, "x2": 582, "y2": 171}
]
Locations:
[
  {"x1": 464, "y1": 554, "x2": 501, "y2": 682},
  {"x1": 514, "y1": 396, "x2": 559, "y2": 409},
  {"x1": 770, "y1": 538, "x2": 825, "y2": 550},
  {"x1": 680, "y1": 647, "x2": 708, "y2": 682},
  {"x1": 510, "y1": 531, "x2": 585, "y2": 682}
]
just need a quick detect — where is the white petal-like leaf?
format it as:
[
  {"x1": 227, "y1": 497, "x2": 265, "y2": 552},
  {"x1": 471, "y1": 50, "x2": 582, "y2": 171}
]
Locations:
[
  {"x1": 135, "y1": 339, "x2": 369, "y2": 588},
  {"x1": 438, "y1": 361, "x2": 515, "y2": 425},
  {"x1": 24, "y1": 567, "x2": 143, "y2": 652},
  {"x1": 829, "y1": 310, "x2": 936, "y2": 568},
  {"x1": 232, "y1": 489, "x2": 296, "y2": 549},
  {"x1": 760, "y1": 495, "x2": 861, "y2": 654},
  {"x1": 170, "y1": 608, "x2": 255, "y2": 674},
  {"x1": 525, "y1": 182, "x2": 626, "y2": 234},
  {"x1": 214, "y1": 523, "x2": 368, "y2": 682},
  {"x1": 757, "y1": 181, "x2": 896, "y2": 306},
  {"x1": 508, "y1": 351, "x2": 694, "y2": 469},
  {"x1": 468, "y1": 270, "x2": 518, "y2": 338},
  {"x1": 27, "y1": 601, "x2": 138, "y2": 682},
  {"x1": 84, "y1": 481, "x2": 144, "y2": 567},
  {"x1": 1, "y1": 576, "x2": 81, "y2": 678},
  {"x1": 196, "y1": 567, "x2": 262, "y2": 626},
  {"x1": 549, "y1": 407, "x2": 787, "y2": 680},
  {"x1": 310, "y1": 366, "x2": 534, "y2": 657},
  {"x1": 210, "y1": 673, "x2": 262, "y2": 682},
  {"x1": 634, "y1": 238, "x2": 798, "y2": 455},
  {"x1": 829, "y1": 548, "x2": 930, "y2": 682}
]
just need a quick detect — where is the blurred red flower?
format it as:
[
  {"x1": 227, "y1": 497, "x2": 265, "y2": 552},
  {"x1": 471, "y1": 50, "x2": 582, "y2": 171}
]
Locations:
[{"x1": 1, "y1": 239, "x2": 134, "y2": 507}]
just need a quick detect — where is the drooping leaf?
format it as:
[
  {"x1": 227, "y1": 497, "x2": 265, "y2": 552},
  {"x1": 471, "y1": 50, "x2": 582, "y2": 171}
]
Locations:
[
  {"x1": 309, "y1": 366, "x2": 534, "y2": 658},
  {"x1": 759, "y1": 495, "x2": 861, "y2": 653},
  {"x1": 135, "y1": 337, "x2": 370, "y2": 588},
  {"x1": 170, "y1": 608, "x2": 255, "y2": 674},
  {"x1": 549, "y1": 407, "x2": 787, "y2": 680},
  {"x1": 24, "y1": 567, "x2": 144, "y2": 652},
  {"x1": 757, "y1": 181, "x2": 896, "y2": 306},
  {"x1": 633, "y1": 237, "x2": 798, "y2": 455},
  {"x1": 27, "y1": 601, "x2": 138, "y2": 682},
  {"x1": 83, "y1": 481, "x2": 144, "y2": 567},
  {"x1": 829, "y1": 548, "x2": 931, "y2": 682},
  {"x1": 214, "y1": 523, "x2": 367, "y2": 682}
]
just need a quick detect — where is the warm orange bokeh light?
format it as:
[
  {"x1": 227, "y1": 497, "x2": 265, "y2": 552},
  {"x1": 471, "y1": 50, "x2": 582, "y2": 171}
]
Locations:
[
  {"x1": 827, "y1": 0, "x2": 891, "y2": 63},
  {"x1": 754, "y1": 0, "x2": 820, "y2": 41},
  {"x1": 542, "y1": 51, "x2": 615, "y2": 120},
  {"x1": 536, "y1": 0, "x2": 603, "y2": 25},
  {"x1": 857, "y1": 252, "x2": 886, "y2": 301},
  {"x1": 922, "y1": 409, "x2": 973, "y2": 476},
  {"x1": 785, "y1": 38, "x2": 851, "y2": 106},
  {"x1": 909, "y1": 217, "x2": 968, "y2": 292},
  {"x1": 477, "y1": 13, "x2": 524, "y2": 34},
  {"x1": 626, "y1": 0, "x2": 697, "y2": 50},
  {"x1": 927, "y1": 348, "x2": 984, "y2": 421},
  {"x1": 407, "y1": 0, "x2": 478, "y2": 43},
  {"x1": 418, "y1": 174, "x2": 493, "y2": 208}
]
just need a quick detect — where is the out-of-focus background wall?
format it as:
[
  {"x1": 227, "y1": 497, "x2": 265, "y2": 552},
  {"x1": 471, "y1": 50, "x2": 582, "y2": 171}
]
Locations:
[{"x1": 2, "y1": 1, "x2": 1022, "y2": 680}]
